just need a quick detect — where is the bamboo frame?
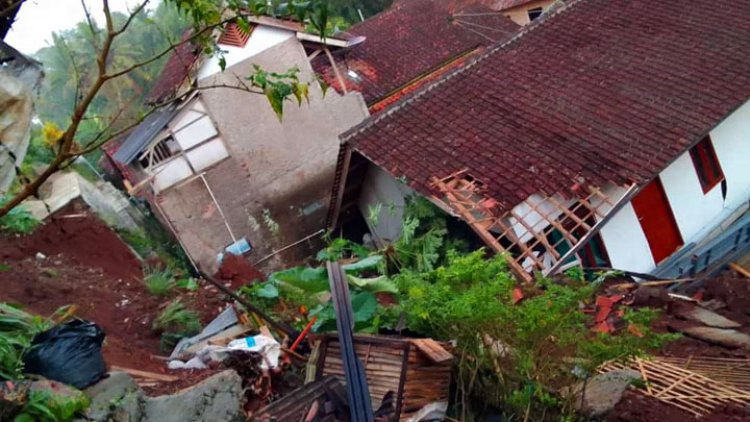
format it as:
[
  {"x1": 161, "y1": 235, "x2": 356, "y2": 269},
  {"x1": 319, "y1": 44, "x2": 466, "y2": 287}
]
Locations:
[
  {"x1": 600, "y1": 357, "x2": 750, "y2": 416},
  {"x1": 430, "y1": 170, "x2": 633, "y2": 282}
]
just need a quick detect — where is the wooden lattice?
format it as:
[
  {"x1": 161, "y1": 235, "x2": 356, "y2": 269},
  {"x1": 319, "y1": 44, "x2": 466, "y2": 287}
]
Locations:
[
  {"x1": 430, "y1": 170, "x2": 636, "y2": 282},
  {"x1": 600, "y1": 357, "x2": 750, "y2": 416},
  {"x1": 658, "y1": 356, "x2": 750, "y2": 392}
]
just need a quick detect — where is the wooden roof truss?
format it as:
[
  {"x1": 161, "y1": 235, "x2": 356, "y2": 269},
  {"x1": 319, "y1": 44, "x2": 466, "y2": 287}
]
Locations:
[{"x1": 430, "y1": 170, "x2": 637, "y2": 283}]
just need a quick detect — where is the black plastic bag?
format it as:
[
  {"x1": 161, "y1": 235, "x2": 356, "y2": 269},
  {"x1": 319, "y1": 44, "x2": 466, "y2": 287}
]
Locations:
[{"x1": 23, "y1": 319, "x2": 107, "y2": 389}]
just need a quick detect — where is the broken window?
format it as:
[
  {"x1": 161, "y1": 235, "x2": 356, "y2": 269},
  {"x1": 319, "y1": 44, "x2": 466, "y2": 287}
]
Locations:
[
  {"x1": 142, "y1": 99, "x2": 230, "y2": 193},
  {"x1": 138, "y1": 136, "x2": 179, "y2": 168},
  {"x1": 689, "y1": 135, "x2": 724, "y2": 193},
  {"x1": 527, "y1": 7, "x2": 543, "y2": 21}
]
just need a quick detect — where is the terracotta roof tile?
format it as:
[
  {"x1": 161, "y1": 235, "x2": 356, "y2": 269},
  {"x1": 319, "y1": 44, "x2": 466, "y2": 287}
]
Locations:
[
  {"x1": 147, "y1": 31, "x2": 200, "y2": 104},
  {"x1": 344, "y1": 0, "x2": 750, "y2": 211},
  {"x1": 312, "y1": 0, "x2": 519, "y2": 105}
]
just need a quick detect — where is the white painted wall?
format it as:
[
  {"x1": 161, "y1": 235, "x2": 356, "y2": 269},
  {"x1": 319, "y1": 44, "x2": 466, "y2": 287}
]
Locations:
[
  {"x1": 599, "y1": 99, "x2": 750, "y2": 273},
  {"x1": 197, "y1": 26, "x2": 294, "y2": 80},
  {"x1": 597, "y1": 185, "x2": 656, "y2": 273},
  {"x1": 358, "y1": 165, "x2": 414, "y2": 242},
  {"x1": 711, "y1": 100, "x2": 750, "y2": 210}
]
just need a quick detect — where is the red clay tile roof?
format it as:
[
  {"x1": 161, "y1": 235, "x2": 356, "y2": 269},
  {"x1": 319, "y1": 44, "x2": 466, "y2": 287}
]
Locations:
[
  {"x1": 343, "y1": 0, "x2": 750, "y2": 212},
  {"x1": 312, "y1": 0, "x2": 519, "y2": 104},
  {"x1": 147, "y1": 31, "x2": 200, "y2": 104}
]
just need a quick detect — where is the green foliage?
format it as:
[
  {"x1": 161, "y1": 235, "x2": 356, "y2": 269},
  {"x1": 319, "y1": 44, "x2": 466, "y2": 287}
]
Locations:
[
  {"x1": 309, "y1": 290, "x2": 378, "y2": 332},
  {"x1": 316, "y1": 237, "x2": 370, "y2": 262},
  {"x1": 175, "y1": 277, "x2": 199, "y2": 292},
  {"x1": 393, "y1": 251, "x2": 678, "y2": 420},
  {"x1": 33, "y1": 2, "x2": 189, "y2": 135},
  {"x1": 304, "y1": 15, "x2": 351, "y2": 36},
  {"x1": 117, "y1": 213, "x2": 192, "y2": 274},
  {"x1": 144, "y1": 270, "x2": 175, "y2": 297},
  {"x1": 0, "y1": 304, "x2": 63, "y2": 380},
  {"x1": 241, "y1": 254, "x2": 398, "y2": 333},
  {"x1": 246, "y1": 65, "x2": 310, "y2": 120},
  {"x1": 14, "y1": 388, "x2": 90, "y2": 422},
  {"x1": 0, "y1": 197, "x2": 39, "y2": 234},
  {"x1": 152, "y1": 300, "x2": 201, "y2": 335},
  {"x1": 388, "y1": 196, "x2": 450, "y2": 272}
]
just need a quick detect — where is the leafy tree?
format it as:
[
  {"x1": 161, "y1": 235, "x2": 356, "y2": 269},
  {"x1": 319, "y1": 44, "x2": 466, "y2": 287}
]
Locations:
[
  {"x1": 327, "y1": 0, "x2": 393, "y2": 23},
  {"x1": 0, "y1": 0, "x2": 337, "y2": 218}
]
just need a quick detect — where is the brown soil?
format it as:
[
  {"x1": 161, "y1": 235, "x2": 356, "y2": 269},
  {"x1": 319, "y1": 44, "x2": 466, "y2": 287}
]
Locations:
[
  {"x1": 0, "y1": 203, "x2": 228, "y2": 376},
  {"x1": 215, "y1": 253, "x2": 265, "y2": 290},
  {"x1": 0, "y1": 201, "x2": 142, "y2": 281},
  {"x1": 607, "y1": 390, "x2": 750, "y2": 421},
  {"x1": 703, "y1": 271, "x2": 750, "y2": 318}
]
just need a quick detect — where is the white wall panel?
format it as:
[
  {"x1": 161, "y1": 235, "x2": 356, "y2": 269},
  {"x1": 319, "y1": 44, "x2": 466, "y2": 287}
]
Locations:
[
  {"x1": 174, "y1": 116, "x2": 218, "y2": 150},
  {"x1": 153, "y1": 157, "x2": 193, "y2": 192},
  {"x1": 185, "y1": 138, "x2": 230, "y2": 172}
]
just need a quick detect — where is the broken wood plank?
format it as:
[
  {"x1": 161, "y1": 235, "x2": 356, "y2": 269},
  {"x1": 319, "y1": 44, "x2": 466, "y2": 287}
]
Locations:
[
  {"x1": 110, "y1": 366, "x2": 179, "y2": 382},
  {"x1": 730, "y1": 263, "x2": 750, "y2": 279},
  {"x1": 410, "y1": 339, "x2": 452, "y2": 364}
]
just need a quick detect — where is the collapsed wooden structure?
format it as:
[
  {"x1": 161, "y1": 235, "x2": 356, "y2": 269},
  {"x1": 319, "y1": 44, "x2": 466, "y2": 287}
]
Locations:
[
  {"x1": 601, "y1": 357, "x2": 750, "y2": 416},
  {"x1": 311, "y1": 334, "x2": 453, "y2": 421},
  {"x1": 430, "y1": 169, "x2": 638, "y2": 282}
]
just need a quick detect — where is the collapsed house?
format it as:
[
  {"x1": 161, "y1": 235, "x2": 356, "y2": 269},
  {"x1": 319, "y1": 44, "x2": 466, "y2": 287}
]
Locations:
[
  {"x1": 103, "y1": 0, "x2": 520, "y2": 272},
  {"x1": 103, "y1": 17, "x2": 369, "y2": 271},
  {"x1": 327, "y1": 0, "x2": 750, "y2": 282}
]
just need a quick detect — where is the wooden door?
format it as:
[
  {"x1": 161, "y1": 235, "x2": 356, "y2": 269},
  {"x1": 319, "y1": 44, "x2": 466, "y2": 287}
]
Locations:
[{"x1": 631, "y1": 177, "x2": 683, "y2": 264}]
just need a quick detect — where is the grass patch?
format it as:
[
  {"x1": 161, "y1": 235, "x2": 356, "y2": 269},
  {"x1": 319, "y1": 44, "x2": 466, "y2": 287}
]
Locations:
[
  {"x1": 144, "y1": 270, "x2": 175, "y2": 297},
  {"x1": 152, "y1": 300, "x2": 201, "y2": 335}
]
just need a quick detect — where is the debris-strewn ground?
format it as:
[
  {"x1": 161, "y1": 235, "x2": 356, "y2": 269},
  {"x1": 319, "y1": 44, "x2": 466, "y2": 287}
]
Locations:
[
  {"x1": 602, "y1": 269, "x2": 750, "y2": 421},
  {"x1": 0, "y1": 203, "x2": 228, "y2": 376}
]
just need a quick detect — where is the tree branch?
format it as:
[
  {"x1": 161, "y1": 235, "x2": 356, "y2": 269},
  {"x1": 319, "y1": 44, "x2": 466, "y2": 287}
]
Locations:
[
  {"x1": 112, "y1": 0, "x2": 150, "y2": 36},
  {"x1": 104, "y1": 13, "x2": 245, "y2": 81},
  {"x1": 80, "y1": 0, "x2": 101, "y2": 51},
  {"x1": 0, "y1": 0, "x2": 23, "y2": 19}
]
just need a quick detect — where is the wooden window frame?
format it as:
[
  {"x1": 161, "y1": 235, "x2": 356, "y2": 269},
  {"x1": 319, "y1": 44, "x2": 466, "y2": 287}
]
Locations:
[{"x1": 689, "y1": 135, "x2": 724, "y2": 194}]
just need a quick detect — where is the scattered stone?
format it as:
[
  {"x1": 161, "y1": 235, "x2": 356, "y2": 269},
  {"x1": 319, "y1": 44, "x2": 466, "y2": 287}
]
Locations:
[
  {"x1": 670, "y1": 321, "x2": 750, "y2": 349},
  {"x1": 35, "y1": 252, "x2": 46, "y2": 261},
  {"x1": 41, "y1": 267, "x2": 60, "y2": 278},
  {"x1": 82, "y1": 372, "x2": 144, "y2": 422},
  {"x1": 143, "y1": 370, "x2": 244, "y2": 422},
  {"x1": 700, "y1": 298, "x2": 727, "y2": 312},
  {"x1": 564, "y1": 369, "x2": 641, "y2": 418},
  {"x1": 671, "y1": 302, "x2": 741, "y2": 328}
]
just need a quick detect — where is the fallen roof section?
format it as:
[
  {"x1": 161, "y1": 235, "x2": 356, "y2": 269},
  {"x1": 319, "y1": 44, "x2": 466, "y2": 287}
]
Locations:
[
  {"x1": 343, "y1": 0, "x2": 750, "y2": 213},
  {"x1": 111, "y1": 105, "x2": 180, "y2": 165}
]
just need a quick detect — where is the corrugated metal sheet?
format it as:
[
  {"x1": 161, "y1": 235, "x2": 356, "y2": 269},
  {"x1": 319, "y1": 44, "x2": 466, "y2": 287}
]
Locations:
[{"x1": 112, "y1": 106, "x2": 180, "y2": 164}]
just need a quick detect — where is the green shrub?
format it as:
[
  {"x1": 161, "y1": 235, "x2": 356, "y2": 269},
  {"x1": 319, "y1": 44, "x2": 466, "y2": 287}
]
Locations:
[
  {"x1": 13, "y1": 388, "x2": 90, "y2": 422},
  {"x1": 393, "y1": 250, "x2": 679, "y2": 420},
  {"x1": 152, "y1": 300, "x2": 200, "y2": 335},
  {"x1": 0, "y1": 199, "x2": 39, "y2": 235},
  {"x1": 143, "y1": 270, "x2": 175, "y2": 297},
  {"x1": 0, "y1": 303, "x2": 66, "y2": 380}
]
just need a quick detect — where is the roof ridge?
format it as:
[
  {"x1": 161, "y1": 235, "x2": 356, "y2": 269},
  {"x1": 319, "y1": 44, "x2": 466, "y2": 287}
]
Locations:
[{"x1": 339, "y1": 0, "x2": 587, "y2": 143}]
